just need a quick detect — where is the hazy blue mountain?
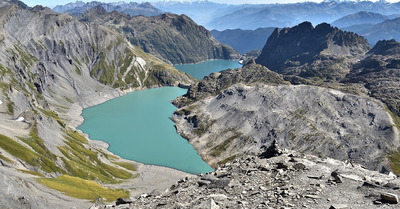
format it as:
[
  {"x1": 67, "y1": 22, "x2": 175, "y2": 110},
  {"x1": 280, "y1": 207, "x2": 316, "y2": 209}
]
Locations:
[
  {"x1": 152, "y1": 0, "x2": 241, "y2": 27},
  {"x1": 343, "y1": 17, "x2": 400, "y2": 46},
  {"x1": 155, "y1": 1, "x2": 400, "y2": 30},
  {"x1": 331, "y1": 11, "x2": 388, "y2": 28},
  {"x1": 211, "y1": 28, "x2": 275, "y2": 54},
  {"x1": 54, "y1": 1, "x2": 162, "y2": 16}
]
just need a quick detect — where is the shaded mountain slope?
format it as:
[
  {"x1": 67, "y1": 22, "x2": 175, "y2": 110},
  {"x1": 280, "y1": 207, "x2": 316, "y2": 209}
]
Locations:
[
  {"x1": 345, "y1": 39, "x2": 400, "y2": 118},
  {"x1": 211, "y1": 27, "x2": 275, "y2": 54},
  {"x1": 81, "y1": 8, "x2": 239, "y2": 64}
]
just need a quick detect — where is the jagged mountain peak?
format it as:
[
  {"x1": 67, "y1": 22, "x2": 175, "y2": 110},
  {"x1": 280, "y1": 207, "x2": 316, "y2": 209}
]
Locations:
[
  {"x1": 368, "y1": 39, "x2": 400, "y2": 56},
  {"x1": 255, "y1": 21, "x2": 369, "y2": 79},
  {"x1": 53, "y1": 1, "x2": 162, "y2": 17},
  {"x1": 84, "y1": 4, "x2": 107, "y2": 16},
  {"x1": 0, "y1": 0, "x2": 28, "y2": 9}
]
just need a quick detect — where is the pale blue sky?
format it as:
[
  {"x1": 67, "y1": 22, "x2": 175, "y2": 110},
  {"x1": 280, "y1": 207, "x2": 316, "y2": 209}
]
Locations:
[{"x1": 22, "y1": 0, "x2": 400, "y2": 8}]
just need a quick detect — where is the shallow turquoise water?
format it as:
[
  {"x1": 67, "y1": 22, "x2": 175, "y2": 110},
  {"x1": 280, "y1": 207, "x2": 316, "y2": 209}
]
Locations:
[
  {"x1": 174, "y1": 60, "x2": 242, "y2": 79},
  {"x1": 78, "y1": 87, "x2": 213, "y2": 174}
]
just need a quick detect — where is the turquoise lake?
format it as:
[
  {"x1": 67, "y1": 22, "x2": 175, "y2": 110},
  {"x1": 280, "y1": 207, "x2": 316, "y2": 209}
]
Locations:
[
  {"x1": 174, "y1": 60, "x2": 242, "y2": 79},
  {"x1": 78, "y1": 87, "x2": 213, "y2": 174},
  {"x1": 78, "y1": 60, "x2": 240, "y2": 174}
]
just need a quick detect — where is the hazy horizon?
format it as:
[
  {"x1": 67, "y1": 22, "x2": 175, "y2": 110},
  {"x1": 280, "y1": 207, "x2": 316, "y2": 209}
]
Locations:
[{"x1": 20, "y1": 0, "x2": 400, "y2": 9}]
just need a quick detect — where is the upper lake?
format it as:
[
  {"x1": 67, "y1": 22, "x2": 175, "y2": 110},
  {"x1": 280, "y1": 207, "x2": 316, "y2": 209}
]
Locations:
[
  {"x1": 78, "y1": 60, "x2": 239, "y2": 174},
  {"x1": 174, "y1": 60, "x2": 242, "y2": 79}
]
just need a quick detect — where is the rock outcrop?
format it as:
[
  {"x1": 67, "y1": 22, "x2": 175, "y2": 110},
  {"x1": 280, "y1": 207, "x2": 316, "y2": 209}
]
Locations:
[
  {"x1": 256, "y1": 22, "x2": 370, "y2": 80},
  {"x1": 100, "y1": 147, "x2": 400, "y2": 209},
  {"x1": 173, "y1": 63, "x2": 287, "y2": 107},
  {"x1": 81, "y1": 9, "x2": 240, "y2": 64},
  {"x1": 345, "y1": 39, "x2": 400, "y2": 118}
]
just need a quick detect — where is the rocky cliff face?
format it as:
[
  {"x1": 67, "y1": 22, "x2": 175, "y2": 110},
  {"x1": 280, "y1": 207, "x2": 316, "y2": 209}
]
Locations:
[
  {"x1": 256, "y1": 22, "x2": 370, "y2": 80},
  {"x1": 0, "y1": 3, "x2": 193, "y2": 208},
  {"x1": 345, "y1": 39, "x2": 400, "y2": 118},
  {"x1": 81, "y1": 9, "x2": 240, "y2": 64}
]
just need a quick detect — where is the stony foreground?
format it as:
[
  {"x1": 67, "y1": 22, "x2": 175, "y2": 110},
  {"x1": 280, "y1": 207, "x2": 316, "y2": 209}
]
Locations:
[{"x1": 94, "y1": 145, "x2": 400, "y2": 209}]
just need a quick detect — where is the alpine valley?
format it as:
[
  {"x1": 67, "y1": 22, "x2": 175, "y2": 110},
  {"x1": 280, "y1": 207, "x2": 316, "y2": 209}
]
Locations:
[{"x1": 0, "y1": 0, "x2": 400, "y2": 209}]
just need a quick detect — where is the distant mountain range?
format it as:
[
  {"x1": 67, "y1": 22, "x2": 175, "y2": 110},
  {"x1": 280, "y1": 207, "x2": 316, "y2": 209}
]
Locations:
[
  {"x1": 336, "y1": 15, "x2": 400, "y2": 46},
  {"x1": 331, "y1": 11, "x2": 388, "y2": 28},
  {"x1": 211, "y1": 28, "x2": 275, "y2": 54},
  {"x1": 153, "y1": 1, "x2": 400, "y2": 30},
  {"x1": 53, "y1": 1, "x2": 162, "y2": 16}
]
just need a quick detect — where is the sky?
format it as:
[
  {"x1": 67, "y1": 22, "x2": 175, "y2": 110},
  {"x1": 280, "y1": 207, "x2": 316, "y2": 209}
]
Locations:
[{"x1": 21, "y1": 0, "x2": 400, "y2": 8}]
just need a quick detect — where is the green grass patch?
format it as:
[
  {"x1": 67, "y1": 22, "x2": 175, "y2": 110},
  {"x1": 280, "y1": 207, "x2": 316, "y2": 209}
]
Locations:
[
  {"x1": 74, "y1": 65, "x2": 81, "y2": 75},
  {"x1": 210, "y1": 133, "x2": 240, "y2": 157},
  {"x1": 0, "y1": 153, "x2": 13, "y2": 163},
  {"x1": 74, "y1": 56, "x2": 82, "y2": 66},
  {"x1": 384, "y1": 106, "x2": 400, "y2": 131},
  {"x1": 0, "y1": 134, "x2": 60, "y2": 173},
  {"x1": 18, "y1": 169, "x2": 44, "y2": 177},
  {"x1": 38, "y1": 108, "x2": 65, "y2": 128},
  {"x1": 218, "y1": 155, "x2": 237, "y2": 165},
  {"x1": 389, "y1": 151, "x2": 400, "y2": 175},
  {"x1": 59, "y1": 132, "x2": 132, "y2": 183},
  {"x1": 7, "y1": 102, "x2": 13, "y2": 115},
  {"x1": 115, "y1": 162, "x2": 136, "y2": 171},
  {"x1": 38, "y1": 175, "x2": 128, "y2": 202}
]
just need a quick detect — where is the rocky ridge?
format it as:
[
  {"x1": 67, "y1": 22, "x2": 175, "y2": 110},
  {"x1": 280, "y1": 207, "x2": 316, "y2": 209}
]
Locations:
[
  {"x1": 97, "y1": 144, "x2": 400, "y2": 209},
  {"x1": 173, "y1": 63, "x2": 287, "y2": 107},
  {"x1": 81, "y1": 8, "x2": 239, "y2": 64},
  {"x1": 256, "y1": 22, "x2": 370, "y2": 81},
  {"x1": 53, "y1": 1, "x2": 162, "y2": 17},
  {"x1": 345, "y1": 39, "x2": 400, "y2": 118}
]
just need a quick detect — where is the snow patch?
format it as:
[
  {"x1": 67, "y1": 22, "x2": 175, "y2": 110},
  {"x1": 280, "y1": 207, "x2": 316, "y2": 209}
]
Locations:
[
  {"x1": 15, "y1": 117, "x2": 24, "y2": 122},
  {"x1": 136, "y1": 57, "x2": 146, "y2": 68}
]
